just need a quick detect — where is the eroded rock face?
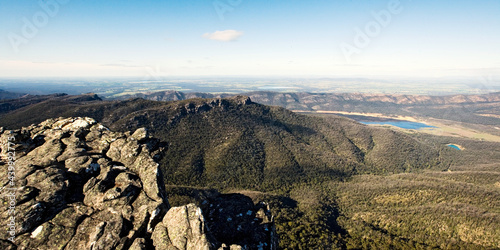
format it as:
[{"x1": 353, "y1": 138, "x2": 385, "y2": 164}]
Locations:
[
  {"x1": 0, "y1": 117, "x2": 277, "y2": 250},
  {"x1": 0, "y1": 117, "x2": 168, "y2": 249}
]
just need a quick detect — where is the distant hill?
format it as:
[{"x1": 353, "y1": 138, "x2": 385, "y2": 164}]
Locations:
[
  {"x1": 0, "y1": 94, "x2": 446, "y2": 191},
  {"x1": 118, "y1": 90, "x2": 231, "y2": 101},
  {"x1": 117, "y1": 90, "x2": 500, "y2": 107},
  {"x1": 0, "y1": 89, "x2": 26, "y2": 100},
  {"x1": 246, "y1": 91, "x2": 500, "y2": 107},
  {"x1": 0, "y1": 93, "x2": 102, "y2": 124}
]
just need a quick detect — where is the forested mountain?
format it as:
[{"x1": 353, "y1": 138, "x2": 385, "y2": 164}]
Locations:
[{"x1": 0, "y1": 94, "x2": 446, "y2": 190}]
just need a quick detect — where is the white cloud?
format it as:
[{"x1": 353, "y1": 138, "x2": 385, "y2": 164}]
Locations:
[{"x1": 202, "y1": 30, "x2": 243, "y2": 42}]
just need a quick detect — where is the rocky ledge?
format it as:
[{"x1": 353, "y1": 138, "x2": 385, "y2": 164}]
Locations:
[{"x1": 0, "y1": 117, "x2": 277, "y2": 250}]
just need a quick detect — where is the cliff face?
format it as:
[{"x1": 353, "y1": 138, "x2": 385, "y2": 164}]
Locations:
[{"x1": 0, "y1": 117, "x2": 277, "y2": 250}]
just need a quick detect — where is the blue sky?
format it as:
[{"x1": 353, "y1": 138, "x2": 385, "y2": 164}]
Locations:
[{"x1": 1, "y1": 0, "x2": 499, "y2": 78}]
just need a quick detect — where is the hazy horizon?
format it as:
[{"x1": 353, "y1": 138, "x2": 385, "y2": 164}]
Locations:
[{"x1": 1, "y1": 75, "x2": 499, "y2": 97}]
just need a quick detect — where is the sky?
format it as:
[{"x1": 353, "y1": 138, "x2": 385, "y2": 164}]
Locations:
[{"x1": 0, "y1": 0, "x2": 499, "y2": 78}]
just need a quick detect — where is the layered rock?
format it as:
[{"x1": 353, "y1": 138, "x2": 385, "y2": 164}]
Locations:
[{"x1": 0, "y1": 117, "x2": 277, "y2": 249}]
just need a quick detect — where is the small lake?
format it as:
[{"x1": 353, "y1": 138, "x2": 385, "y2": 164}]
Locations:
[
  {"x1": 335, "y1": 114, "x2": 436, "y2": 130},
  {"x1": 360, "y1": 121, "x2": 436, "y2": 130},
  {"x1": 447, "y1": 144, "x2": 462, "y2": 150}
]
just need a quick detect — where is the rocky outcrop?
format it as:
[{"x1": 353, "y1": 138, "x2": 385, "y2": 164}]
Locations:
[
  {"x1": 0, "y1": 117, "x2": 277, "y2": 250},
  {"x1": 140, "y1": 96, "x2": 253, "y2": 129},
  {"x1": 152, "y1": 204, "x2": 212, "y2": 249},
  {"x1": 151, "y1": 193, "x2": 278, "y2": 250}
]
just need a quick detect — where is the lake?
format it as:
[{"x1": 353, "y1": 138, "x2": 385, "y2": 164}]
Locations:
[
  {"x1": 360, "y1": 121, "x2": 436, "y2": 130},
  {"x1": 447, "y1": 144, "x2": 462, "y2": 150},
  {"x1": 333, "y1": 114, "x2": 436, "y2": 130}
]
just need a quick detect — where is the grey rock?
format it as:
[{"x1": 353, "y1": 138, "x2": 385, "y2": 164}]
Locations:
[
  {"x1": 129, "y1": 238, "x2": 147, "y2": 250},
  {"x1": 131, "y1": 128, "x2": 148, "y2": 142},
  {"x1": 152, "y1": 203, "x2": 211, "y2": 250}
]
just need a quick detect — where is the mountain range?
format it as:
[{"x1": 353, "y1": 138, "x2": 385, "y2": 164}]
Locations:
[
  {"x1": 115, "y1": 90, "x2": 500, "y2": 126},
  {"x1": 119, "y1": 90, "x2": 500, "y2": 107}
]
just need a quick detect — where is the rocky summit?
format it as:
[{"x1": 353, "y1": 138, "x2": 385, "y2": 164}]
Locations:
[{"x1": 0, "y1": 117, "x2": 277, "y2": 250}]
